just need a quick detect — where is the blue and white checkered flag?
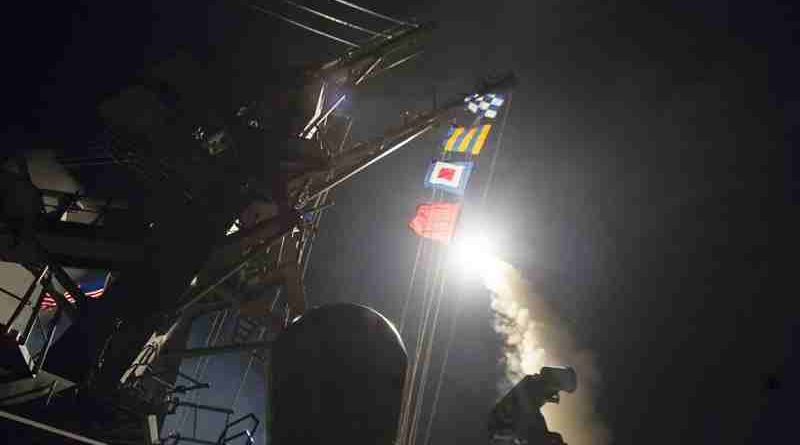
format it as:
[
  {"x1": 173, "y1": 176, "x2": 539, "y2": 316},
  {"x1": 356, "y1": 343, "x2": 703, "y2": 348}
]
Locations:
[{"x1": 464, "y1": 93, "x2": 505, "y2": 119}]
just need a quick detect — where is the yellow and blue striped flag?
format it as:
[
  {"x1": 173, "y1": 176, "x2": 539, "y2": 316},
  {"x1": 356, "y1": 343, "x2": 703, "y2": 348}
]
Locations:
[{"x1": 442, "y1": 124, "x2": 493, "y2": 155}]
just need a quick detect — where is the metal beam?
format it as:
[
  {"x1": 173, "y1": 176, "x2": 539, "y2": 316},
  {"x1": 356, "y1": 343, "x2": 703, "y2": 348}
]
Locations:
[
  {"x1": 46, "y1": 191, "x2": 81, "y2": 222},
  {"x1": 31, "y1": 305, "x2": 63, "y2": 376},
  {"x1": 302, "y1": 124, "x2": 433, "y2": 203},
  {"x1": 0, "y1": 284, "x2": 22, "y2": 302},
  {"x1": 177, "y1": 224, "x2": 294, "y2": 314},
  {"x1": 165, "y1": 435, "x2": 217, "y2": 445},
  {"x1": 39, "y1": 189, "x2": 128, "y2": 212},
  {"x1": 331, "y1": 0, "x2": 418, "y2": 27},
  {"x1": 282, "y1": 0, "x2": 383, "y2": 36},
  {"x1": 175, "y1": 401, "x2": 234, "y2": 416},
  {"x1": 182, "y1": 299, "x2": 235, "y2": 320},
  {"x1": 20, "y1": 275, "x2": 51, "y2": 345},
  {"x1": 314, "y1": 22, "x2": 433, "y2": 79},
  {"x1": 0, "y1": 408, "x2": 109, "y2": 445},
  {"x1": 162, "y1": 338, "x2": 275, "y2": 360},
  {"x1": 365, "y1": 51, "x2": 423, "y2": 81},
  {"x1": 288, "y1": 72, "x2": 517, "y2": 204},
  {"x1": 4, "y1": 266, "x2": 49, "y2": 334},
  {"x1": 0, "y1": 222, "x2": 146, "y2": 269},
  {"x1": 249, "y1": 4, "x2": 359, "y2": 48}
]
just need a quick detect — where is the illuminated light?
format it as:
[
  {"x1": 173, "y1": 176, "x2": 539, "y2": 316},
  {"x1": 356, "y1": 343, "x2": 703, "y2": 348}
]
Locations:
[
  {"x1": 449, "y1": 233, "x2": 513, "y2": 293},
  {"x1": 481, "y1": 257, "x2": 514, "y2": 295},
  {"x1": 226, "y1": 219, "x2": 240, "y2": 236},
  {"x1": 451, "y1": 233, "x2": 494, "y2": 272}
]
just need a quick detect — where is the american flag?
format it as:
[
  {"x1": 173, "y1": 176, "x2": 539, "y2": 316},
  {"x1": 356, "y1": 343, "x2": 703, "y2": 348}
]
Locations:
[{"x1": 40, "y1": 284, "x2": 106, "y2": 309}]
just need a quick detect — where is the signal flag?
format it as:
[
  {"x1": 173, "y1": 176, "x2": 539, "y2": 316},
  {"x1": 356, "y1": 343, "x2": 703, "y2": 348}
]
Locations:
[
  {"x1": 443, "y1": 124, "x2": 492, "y2": 155},
  {"x1": 408, "y1": 202, "x2": 462, "y2": 244},
  {"x1": 424, "y1": 161, "x2": 474, "y2": 196}
]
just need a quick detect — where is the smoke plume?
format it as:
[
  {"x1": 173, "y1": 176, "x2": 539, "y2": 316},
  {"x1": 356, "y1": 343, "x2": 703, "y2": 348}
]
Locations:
[{"x1": 485, "y1": 259, "x2": 611, "y2": 445}]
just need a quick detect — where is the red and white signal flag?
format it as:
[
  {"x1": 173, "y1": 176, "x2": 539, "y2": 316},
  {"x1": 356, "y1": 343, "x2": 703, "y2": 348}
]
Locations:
[
  {"x1": 408, "y1": 202, "x2": 462, "y2": 244},
  {"x1": 424, "y1": 161, "x2": 474, "y2": 196}
]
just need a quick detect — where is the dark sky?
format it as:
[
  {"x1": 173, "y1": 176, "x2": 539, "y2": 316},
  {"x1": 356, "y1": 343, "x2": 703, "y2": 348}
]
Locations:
[
  {"x1": 3, "y1": 1, "x2": 796, "y2": 444},
  {"x1": 307, "y1": 1, "x2": 795, "y2": 444}
]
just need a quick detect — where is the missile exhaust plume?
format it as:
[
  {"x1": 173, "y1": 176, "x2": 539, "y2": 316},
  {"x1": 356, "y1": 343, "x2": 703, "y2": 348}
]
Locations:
[{"x1": 484, "y1": 258, "x2": 611, "y2": 445}]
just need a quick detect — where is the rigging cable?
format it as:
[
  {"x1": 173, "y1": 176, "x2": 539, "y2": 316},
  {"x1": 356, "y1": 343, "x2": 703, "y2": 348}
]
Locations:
[
  {"x1": 305, "y1": 125, "x2": 434, "y2": 202},
  {"x1": 403, "y1": 120, "x2": 473, "y2": 445},
  {"x1": 421, "y1": 294, "x2": 462, "y2": 445},
  {"x1": 176, "y1": 310, "x2": 227, "y2": 431},
  {"x1": 480, "y1": 92, "x2": 513, "y2": 205},
  {"x1": 400, "y1": 141, "x2": 458, "y2": 445},
  {"x1": 399, "y1": 154, "x2": 432, "y2": 335},
  {"x1": 233, "y1": 117, "x2": 356, "y2": 413},
  {"x1": 231, "y1": 234, "x2": 290, "y2": 412},
  {"x1": 401, "y1": 249, "x2": 434, "y2": 445},
  {"x1": 420, "y1": 92, "x2": 514, "y2": 445},
  {"x1": 399, "y1": 186, "x2": 442, "y2": 444},
  {"x1": 406, "y1": 139, "x2": 463, "y2": 444},
  {"x1": 282, "y1": 0, "x2": 384, "y2": 36},
  {"x1": 406, "y1": 210, "x2": 452, "y2": 445},
  {"x1": 301, "y1": 116, "x2": 353, "y2": 279},
  {"x1": 396, "y1": 239, "x2": 425, "y2": 442},
  {"x1": 397, "y1": 240, "x2": 424, "y2": 334},
  {"x1": 330, "y1": 0, "x2": 418, "y2": 27},
  {"x1": 249, "y1": 3, "x2": 360, "y2": 47},
  {"x1": 175, "y1": 309, "x2": 230, "y2": 433},
  {"x1": 174, "y1": 311, "x2": 220, "y2": 432},
  {"x1": 408, "y1": 267, "x2": 449, "y2": 445},
  {"x1": 230, "y1": 324, "x2": 268, "y2": 412}
]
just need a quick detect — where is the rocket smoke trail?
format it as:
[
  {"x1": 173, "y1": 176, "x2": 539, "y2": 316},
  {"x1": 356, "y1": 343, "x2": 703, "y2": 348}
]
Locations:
[{"x1": 483, "y1": 258, "x2": 611, "y2": 445}]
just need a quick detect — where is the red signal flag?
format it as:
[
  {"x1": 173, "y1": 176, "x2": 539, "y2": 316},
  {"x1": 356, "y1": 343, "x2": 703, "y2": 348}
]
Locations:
[{"x1": 408, "y1": 202, "x2": 461, "y2": 244}]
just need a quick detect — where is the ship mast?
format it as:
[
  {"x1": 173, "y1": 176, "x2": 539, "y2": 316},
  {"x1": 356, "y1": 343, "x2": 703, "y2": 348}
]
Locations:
[{"x1": 0, "y1": 2, "x2": 514, "y2": 442}]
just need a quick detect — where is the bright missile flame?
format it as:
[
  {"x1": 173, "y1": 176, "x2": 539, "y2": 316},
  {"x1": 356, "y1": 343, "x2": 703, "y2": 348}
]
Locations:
[
  {"x1": 450, "y1": 234, "x2": 511, "y2": 293},
  {"x1": 450, "y1": 233, "x2": 610, "y2": 444},
  {"x1": 450, "y1": 234, "x2": 548, "y2": 380}
]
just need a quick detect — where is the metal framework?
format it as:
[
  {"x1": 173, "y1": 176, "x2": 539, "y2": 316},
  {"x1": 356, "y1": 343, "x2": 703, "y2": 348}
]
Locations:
[{"x1": 0, "y1": 3, "x2": 515, "y2": 442}]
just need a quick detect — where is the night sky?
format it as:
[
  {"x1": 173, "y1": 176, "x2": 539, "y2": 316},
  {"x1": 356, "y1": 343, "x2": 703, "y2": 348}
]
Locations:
[{"x1": 3, "y1": 1, "x2": 796, "y2": 444}]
